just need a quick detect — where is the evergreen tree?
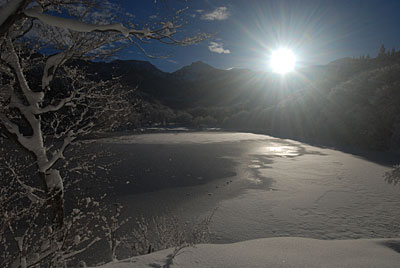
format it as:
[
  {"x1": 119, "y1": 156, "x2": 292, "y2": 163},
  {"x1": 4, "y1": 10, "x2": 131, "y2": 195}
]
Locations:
[{"x1": 378, "y1": 44, "x2": 386, "y2": 58}]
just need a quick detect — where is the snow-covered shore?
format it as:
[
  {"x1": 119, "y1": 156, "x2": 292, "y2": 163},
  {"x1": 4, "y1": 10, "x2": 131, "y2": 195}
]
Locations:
[
  {"x1": 81, "y1": 132, "x2": 400, "y2": 267},
  {"x1": 97, "y1": 237, "x2": 400, "y2": 268},
  {"x1": 92, "y1": 132, "x2": 400, "y2": 242}
]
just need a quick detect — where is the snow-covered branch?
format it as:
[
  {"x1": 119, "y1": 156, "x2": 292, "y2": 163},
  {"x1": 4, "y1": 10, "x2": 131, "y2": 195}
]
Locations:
[
  {"x1": 25, "y1": 6, "x2": 131, "y2": 36},
  {"x1": 1, "y1": 1, "x2": 207, "y2": 265},
  {"x1": 24, "y1": 6, "x2": 178, "y2": 39},
  {"x1": 3, "y1": 37, "x2": 43, "y2": 106},
  {"x1": 42, "y1": 51, "x2": 67, "y2": 90},
  {"x1": 0, "y1": 113, "x2": 31, "y2": 147}
]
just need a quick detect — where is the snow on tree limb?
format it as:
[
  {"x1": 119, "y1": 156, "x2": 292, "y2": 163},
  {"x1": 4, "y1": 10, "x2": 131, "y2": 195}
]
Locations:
[
  {"x1": 0, "y1": 112, "x2": 31, "y2": 148},
  {"x1": 42, "y1": 134, "x2": 74, "y2": 172},
  {"x1": 1, "y1": 2, "x2": 208, "y2": 264},
  {"x1": 45, "y1": 169, "x2": 63, "y2": 191},
  {"x1": 3, "y1": 38, "x2": 43, "y2": 106},
  {"x1": 42, "y1": 52, "x2": 67, "y2": 90},
  {"x1": 62, "y1": 236, "x2": 101, "y2": 259},
  {"x1": 6, "y1": 163, "x2": 46, "y2": 204},
  {"x1": 25, "y1": 6, "x2": 142, "y2": 38},
  {"x1": 22, "y1": 5, "x2": 207, "y2": 49}
]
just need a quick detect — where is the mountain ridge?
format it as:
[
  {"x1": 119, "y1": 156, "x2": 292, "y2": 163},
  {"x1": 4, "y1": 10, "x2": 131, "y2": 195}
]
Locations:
[{"x1": 69, "y1": 52, "x2": 400, "y2": 150}]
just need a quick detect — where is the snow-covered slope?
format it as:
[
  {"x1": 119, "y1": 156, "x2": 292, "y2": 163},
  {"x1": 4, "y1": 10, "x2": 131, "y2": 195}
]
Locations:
[{"x1": 97, "y1": 237, "x2": 400, "y2": 268}]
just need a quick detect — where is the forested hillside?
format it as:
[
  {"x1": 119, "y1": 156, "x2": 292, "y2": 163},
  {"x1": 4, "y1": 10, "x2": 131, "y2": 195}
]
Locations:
[{"x1": 62, "y1": 47, "x2": 400, "y2": 151}]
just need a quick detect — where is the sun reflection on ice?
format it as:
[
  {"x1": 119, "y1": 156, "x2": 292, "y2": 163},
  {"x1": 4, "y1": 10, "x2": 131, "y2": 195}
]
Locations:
[
  {"x1": 258, "y1": 144, "x2": 299, "y2": 157},
  {"x1": 247, "y1": 177, "x2": 263, "y2": 185}
]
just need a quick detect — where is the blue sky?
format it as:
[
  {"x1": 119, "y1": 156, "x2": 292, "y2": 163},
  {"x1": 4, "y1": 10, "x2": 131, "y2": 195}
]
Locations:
[{"x1": 117, "y1": 0, "x2": 400, "y2": 72}]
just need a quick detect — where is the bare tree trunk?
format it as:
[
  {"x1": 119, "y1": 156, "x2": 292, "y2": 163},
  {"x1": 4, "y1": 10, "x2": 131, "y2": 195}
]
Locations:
[{"x1": 39, "y1": 171, "x2": 65, "y2": 228}]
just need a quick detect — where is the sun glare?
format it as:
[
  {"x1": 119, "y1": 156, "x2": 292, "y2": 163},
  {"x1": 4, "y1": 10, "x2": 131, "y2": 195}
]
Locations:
[{"x1": 269, "y1": 48, "x2": 296, "y2": 74}]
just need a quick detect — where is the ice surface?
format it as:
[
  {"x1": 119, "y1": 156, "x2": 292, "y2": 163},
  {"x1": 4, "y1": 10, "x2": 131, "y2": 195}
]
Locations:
[
  {"x1": 97, "y1": 131, "x2": 272, "y2": 144},
  {"x1": 95, "y1": 132, "x2": 400, "y2": 242}
]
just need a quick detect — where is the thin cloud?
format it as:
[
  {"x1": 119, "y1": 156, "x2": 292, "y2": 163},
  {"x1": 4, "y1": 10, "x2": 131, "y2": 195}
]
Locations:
[
  {"x1": 190, "y1": 9, "x2": 204, "y2": 18},
  {"x1": 208, "y1": 42, "x2": 230, "y2": 54},
  {"x1": 202, "y1": 7, "x2": 230, "y2": 21}
]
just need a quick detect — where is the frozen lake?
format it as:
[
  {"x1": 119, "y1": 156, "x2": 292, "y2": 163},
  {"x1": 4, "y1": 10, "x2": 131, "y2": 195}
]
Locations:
[{"x1": 87, "y1": 131, "x2": 400, "y2": 243}]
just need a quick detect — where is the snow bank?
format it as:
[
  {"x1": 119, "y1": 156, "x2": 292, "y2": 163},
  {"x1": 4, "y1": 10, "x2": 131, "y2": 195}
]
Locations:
[{"x1": 97, "y1": 237, "x2": 400, "y2": 268}]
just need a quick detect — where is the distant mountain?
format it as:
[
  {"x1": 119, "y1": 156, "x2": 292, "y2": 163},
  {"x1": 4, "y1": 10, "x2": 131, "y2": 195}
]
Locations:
[
  {"x1": 73, "y1": 59, "x2": 338, "y2": 109},
  {"x1": 327, "y1": 57, "x2": 354, "y2": 66},
  {"x1": 68, "y1": 53, "x2": 400, "y2": 150},
  {"x1": 82, "y1": 59, "x2": 166, "y2": 80},
  {"x1": 112, "y1": 59, "x2": 162, "y2": 72},
  {"x1": 172, "y1": 61, "x2": 221, "y2": 81},
  {"x1": 74, "y1": 56, "x2": 390, "y2": 110}
]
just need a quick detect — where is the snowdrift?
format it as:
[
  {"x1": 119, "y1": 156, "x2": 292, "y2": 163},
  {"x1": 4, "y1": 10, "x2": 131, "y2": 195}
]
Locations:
[{"x1": 98, "y1": 237, "x2": 400, "y2": 268}]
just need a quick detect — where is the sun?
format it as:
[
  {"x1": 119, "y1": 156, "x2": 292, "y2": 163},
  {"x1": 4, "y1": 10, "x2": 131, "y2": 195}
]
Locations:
[{"x1": 269, "y1": 48, "x2": 296, "y2": 74}]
